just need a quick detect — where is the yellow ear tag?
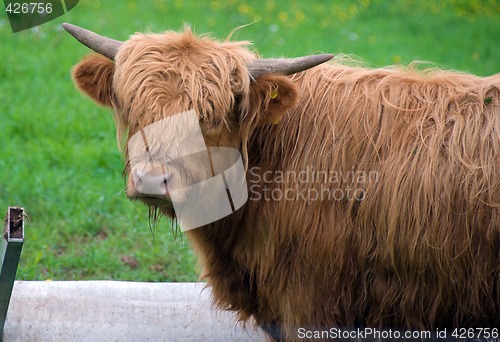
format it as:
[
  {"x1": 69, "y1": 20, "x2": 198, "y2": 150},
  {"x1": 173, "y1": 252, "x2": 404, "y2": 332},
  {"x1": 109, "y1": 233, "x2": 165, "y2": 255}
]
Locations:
[
  {"x1": 271, "y1": 118, "x2": 280, "y2": 125},
  {"x1": 270, "y1": 89, "x2": 279, "y2": 100}
]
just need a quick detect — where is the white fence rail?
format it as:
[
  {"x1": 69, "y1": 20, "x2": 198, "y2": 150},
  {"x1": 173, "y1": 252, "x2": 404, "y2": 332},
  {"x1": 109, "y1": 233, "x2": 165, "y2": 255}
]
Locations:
[{"x1": 3, "y1": 281, "x2": 267, "y2": 342}]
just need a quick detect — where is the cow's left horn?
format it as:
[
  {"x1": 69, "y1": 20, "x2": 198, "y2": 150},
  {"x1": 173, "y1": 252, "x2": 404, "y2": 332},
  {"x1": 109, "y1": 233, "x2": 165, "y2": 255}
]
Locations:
[
  {"x1": 62, "y1": 23, "x2": 123, "y2": 61},
  {"x1": 247, "y1": 54, "x2": 334, "y2": 79}
]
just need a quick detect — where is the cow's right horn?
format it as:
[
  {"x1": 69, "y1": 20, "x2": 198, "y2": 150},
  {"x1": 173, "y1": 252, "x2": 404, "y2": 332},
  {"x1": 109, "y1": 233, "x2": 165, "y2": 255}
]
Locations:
[
  {"x1": 62, "y1": 23, "x2": 123, "y2": 61},
  {"x1": 247, "y1": 54, "x2": 334, "y2": 80}
]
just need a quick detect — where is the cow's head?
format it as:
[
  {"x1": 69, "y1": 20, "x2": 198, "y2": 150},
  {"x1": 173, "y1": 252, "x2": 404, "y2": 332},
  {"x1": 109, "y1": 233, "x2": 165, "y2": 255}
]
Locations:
[{"x1": 65, "y1": 23, "x2": 332, "y2": 220}]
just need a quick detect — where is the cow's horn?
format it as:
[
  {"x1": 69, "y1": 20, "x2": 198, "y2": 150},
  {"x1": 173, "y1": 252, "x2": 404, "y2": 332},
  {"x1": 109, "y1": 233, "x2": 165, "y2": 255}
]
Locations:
[
  {"x1": 62, "y1": 23, "x2": 123, "y2": 61},
  {"x1": 247, "y1": 54, "x2": 334, "y2": 79}
]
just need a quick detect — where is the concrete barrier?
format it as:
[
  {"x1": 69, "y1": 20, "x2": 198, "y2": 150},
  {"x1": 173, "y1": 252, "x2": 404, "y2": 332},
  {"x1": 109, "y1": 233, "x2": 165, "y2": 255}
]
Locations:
[{"x1": 3, "y1": 281, "x2": 267, "y2": 342}]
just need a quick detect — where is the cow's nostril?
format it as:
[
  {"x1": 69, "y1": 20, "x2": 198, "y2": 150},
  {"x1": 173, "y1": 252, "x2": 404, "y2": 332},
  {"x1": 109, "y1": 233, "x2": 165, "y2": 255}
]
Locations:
[{"x1": 135, "y1": 177, "x2": 143, "y2": 187}]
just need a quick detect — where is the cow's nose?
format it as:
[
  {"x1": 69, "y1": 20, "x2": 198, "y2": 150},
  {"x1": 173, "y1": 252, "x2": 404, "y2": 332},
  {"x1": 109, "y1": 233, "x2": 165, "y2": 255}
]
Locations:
[{"x1": 132, "y1": 167, "x2": 170, "y2": 196}]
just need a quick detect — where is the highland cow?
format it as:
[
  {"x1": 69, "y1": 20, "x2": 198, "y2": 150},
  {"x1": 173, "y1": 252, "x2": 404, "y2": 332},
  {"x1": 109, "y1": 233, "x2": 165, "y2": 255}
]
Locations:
[{"x1": 63, "y1": 23, "x2": 500, "y2": 341}]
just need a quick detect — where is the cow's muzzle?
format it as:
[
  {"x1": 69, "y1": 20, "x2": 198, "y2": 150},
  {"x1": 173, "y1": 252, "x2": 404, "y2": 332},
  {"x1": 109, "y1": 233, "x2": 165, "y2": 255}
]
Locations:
[{"x1": 127, "y1": 164, "x2": 171, "y2": 200}]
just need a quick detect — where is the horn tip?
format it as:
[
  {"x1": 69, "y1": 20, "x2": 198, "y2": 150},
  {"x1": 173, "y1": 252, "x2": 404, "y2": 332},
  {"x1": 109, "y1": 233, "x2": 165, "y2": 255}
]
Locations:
[
  {"x1": 320, "y1": 53, "x2": 335, "y2": 62},
  {"x1": 61, "y1": 22, "x2": 74, "y2": 32}
]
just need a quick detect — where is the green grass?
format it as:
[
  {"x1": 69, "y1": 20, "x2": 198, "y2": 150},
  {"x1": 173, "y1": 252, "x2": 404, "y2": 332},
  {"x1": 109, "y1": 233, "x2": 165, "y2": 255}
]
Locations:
[{"x1": 0, "y1": 0, "x2": 499, "y2": 281}]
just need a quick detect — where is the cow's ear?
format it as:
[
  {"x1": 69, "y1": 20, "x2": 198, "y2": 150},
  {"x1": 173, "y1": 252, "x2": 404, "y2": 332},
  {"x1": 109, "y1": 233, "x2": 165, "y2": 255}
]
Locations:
[
  {"x1": 72, "y1": 54, "x2": 115, "y2": 107},
  {"x1": 248, "y1": 74, "x2": 299, "y2": 125}
]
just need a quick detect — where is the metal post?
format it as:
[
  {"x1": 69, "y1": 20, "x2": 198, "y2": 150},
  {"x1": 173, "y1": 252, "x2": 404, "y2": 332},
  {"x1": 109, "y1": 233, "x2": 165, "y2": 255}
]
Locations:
[{"x1": 0, "y1": 207, "x2": 24, "y2": 337}]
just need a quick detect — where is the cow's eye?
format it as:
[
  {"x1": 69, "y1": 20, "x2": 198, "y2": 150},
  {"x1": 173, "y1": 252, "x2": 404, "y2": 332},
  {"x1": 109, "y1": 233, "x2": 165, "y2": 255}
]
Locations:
[
  {"x1": 199, "y1": 117, "x2": 223, "y2": 132},
  {"x1": 207, "y1": 100, "x2": 215, "y2": 113}
]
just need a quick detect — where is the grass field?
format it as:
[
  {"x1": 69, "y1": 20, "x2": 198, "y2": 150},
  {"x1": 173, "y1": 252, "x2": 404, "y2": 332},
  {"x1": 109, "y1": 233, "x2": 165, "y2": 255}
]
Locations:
[{"x1": 0, "y1": 0, "x2": 499, "y2": 282}]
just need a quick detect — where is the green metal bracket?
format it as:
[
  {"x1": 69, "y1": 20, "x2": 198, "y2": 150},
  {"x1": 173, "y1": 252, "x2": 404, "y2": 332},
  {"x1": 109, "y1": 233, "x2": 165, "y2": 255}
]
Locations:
[{"x1": 0, "y1": 207, "x2": 25, "y2": 338}]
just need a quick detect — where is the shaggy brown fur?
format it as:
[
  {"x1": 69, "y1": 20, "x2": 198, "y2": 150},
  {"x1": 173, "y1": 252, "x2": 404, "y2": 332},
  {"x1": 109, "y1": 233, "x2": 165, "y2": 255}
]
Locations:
[{"x1": 71, "y1": 28, "x2": 500, "y2": 341}]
